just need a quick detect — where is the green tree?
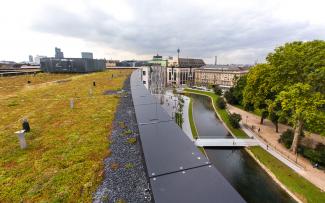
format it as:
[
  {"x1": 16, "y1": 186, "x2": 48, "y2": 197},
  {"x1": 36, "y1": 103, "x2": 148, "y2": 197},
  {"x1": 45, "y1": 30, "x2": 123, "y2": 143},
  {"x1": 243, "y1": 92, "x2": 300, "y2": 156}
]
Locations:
[
  {"x1": 224, "y1": 75, "x2": 247, "y2": 105},
  {"x1": 268, "y1": 110, "x2": 279, "y2": 133},
  {"x1": 213, "y1": 84, "x2": 222, "y2": 96},
  {"x1": 217, "y1": 97, "x2": 226, "y2": 109},
  {"x1": 228, "y1": 113, "x2": 242, "y2": 128},
  {"x1": 267, "y1": 40, "x2": 325, "y2": 134},
  {"x1": 276, "y1": 83, "x2": 325, "y2": 153},
  {"x1": 266, "y1": 40, "x2": 325, "y2": 94},
  {"x1": 278, "y1": 129, "x2": 294, "y2": 149},
  {"x1": 244, "y1": 40, "x2": 325, "y2": 133},
  {"x1": 224, "y1": 90, "x2": 236, "y2": 104},
  {"x1": 243, "y1": 64, "x2": 275, "y2": 124}
]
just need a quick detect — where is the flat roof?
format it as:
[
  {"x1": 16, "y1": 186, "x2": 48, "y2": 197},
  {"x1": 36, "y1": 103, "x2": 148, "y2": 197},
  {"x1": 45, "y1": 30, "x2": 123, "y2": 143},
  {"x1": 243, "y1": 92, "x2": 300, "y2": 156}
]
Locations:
[{"x1": 130, "y1": 70, "x2": 246, "y2": 203}]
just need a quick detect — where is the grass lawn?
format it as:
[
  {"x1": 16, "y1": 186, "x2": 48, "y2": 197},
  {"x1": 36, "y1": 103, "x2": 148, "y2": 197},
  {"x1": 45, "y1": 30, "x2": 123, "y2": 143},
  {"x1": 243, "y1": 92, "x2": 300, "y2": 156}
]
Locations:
[
  {"x1": 250, "y1": 147, "x2": 325, "y2": 203},
  {"x1": 184, "y1": 88, "x2": 248, "y2": 138},
  {"x1": 0, "y1": 70, "x2": 132, "y2": 202}
]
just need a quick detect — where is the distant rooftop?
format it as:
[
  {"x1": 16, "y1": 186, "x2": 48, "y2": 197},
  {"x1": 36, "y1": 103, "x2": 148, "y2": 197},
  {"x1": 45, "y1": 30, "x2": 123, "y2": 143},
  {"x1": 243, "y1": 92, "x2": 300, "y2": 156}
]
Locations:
[
  {"x1": 178, "y1": 58, "x2": 205, "y2": 68},
  {"x1": 153, "y1": 54, "x2": 163, "y2": 60},
  {"x1": 201, "y1": 64, "x2": 251, "y2": 71}
]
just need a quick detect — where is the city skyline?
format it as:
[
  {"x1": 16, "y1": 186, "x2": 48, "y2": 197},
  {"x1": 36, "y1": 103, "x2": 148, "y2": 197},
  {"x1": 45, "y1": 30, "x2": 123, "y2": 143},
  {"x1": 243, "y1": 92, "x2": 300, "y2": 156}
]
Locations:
[{"x1": 1, "y1": 0, "x2": 325, "y2": 64}]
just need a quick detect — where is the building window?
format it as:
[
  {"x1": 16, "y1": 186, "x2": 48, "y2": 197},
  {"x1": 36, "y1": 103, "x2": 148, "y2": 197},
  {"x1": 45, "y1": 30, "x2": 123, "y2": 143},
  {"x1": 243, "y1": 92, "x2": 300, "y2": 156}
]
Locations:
[
  {"x1": 143, "y1": 81, "x2": 146, "y2": 84},
  {"x1": 169, "y1": 72, "x2": 171, "y2": 80},
  {"x1": 142, "y1": 71, "x2": 146, "y2": 76}
]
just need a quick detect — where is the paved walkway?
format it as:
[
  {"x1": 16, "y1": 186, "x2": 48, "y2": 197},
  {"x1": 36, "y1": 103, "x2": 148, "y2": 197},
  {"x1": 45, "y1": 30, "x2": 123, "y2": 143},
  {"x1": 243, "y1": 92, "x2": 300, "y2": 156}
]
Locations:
[
  {"x1": 228, "y1": 104, "x2": 325, "y2": 191},
  {"x1": 181, "y1": 95, "x2": 194, "y2": 141},
  {"x1": 159, "y1": 90, "x2": 194, "y2": 141},
  {"x1": 242, "y1": 125, "x2": 304, "y2": 173}
]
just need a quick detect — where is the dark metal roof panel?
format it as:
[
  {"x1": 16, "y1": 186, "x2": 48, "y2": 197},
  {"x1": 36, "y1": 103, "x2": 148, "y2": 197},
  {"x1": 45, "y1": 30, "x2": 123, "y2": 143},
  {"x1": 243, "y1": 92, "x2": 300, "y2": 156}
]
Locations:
[
  {"x1": 138, "y1": 121, "x2": 209, "y2": 177},
  {"x1": 132, "y1": 93, "x2": 157, "y2": 106},
  {"x1": 130, "y1": 69, "x2": 245, "y2": 203},
  {"x1": 134, "y1": 103, "x2": 172, "y2": 124},
  {"x1": 150, "y1": 165, "x2": 245, "y2": 203}
]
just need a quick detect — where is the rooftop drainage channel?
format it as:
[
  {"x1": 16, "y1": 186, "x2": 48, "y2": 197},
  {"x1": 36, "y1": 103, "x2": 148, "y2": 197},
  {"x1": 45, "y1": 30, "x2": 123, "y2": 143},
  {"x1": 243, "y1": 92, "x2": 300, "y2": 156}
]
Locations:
[{"x1": 130, "y1": 70, "x2": 245, "y2": 203}]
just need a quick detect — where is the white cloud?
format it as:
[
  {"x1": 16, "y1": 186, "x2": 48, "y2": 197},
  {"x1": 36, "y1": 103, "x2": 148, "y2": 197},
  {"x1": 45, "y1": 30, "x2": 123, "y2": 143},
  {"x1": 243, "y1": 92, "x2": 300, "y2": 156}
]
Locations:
[{"x1": 0, "y1": 0, "x2": 324, "y2": 63}]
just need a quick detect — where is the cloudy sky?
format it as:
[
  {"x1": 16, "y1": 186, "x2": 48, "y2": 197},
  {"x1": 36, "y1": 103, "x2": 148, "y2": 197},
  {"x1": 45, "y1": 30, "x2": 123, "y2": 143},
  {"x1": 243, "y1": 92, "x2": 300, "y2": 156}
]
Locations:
[{"x1": 1, "y1": 0, "x2": 324, "y2": 64}]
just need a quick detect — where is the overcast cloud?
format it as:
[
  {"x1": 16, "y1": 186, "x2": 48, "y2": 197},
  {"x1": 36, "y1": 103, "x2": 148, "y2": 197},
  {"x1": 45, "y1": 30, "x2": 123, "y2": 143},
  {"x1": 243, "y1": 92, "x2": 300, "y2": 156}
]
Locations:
[{"x1": 1, "y1": 0, "x2": 325, "y2": 64}]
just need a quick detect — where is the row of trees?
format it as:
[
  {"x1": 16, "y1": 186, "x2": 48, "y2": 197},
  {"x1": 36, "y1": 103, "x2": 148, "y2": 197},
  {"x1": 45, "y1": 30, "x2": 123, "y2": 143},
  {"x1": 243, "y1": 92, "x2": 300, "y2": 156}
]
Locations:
[{"x1": 225, "y1": 40, "x2": 325, "y2": 153}]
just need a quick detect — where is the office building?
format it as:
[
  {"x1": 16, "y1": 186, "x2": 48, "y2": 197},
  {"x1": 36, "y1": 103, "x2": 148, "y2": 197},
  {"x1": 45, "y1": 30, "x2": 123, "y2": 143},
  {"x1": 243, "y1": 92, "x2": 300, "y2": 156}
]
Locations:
[
  {"x1": 34, "y1": 55, "x2": 47, "y2": 65},
  {"x1": 40, "y1": 58, "x2": 105, "y2": 73},
  {"x1": 194, "y1": 65, "x2": 250, "y2": 88},
  {"x1": 28, "y1": 55, "x2": 33, "y2": 63},
  {"x1": 55, "y1": 47, "x2": 64, "y2": 59},
  {"x1": 166, "y1": 58, "x2": 205, "y2": 86},
  {"x1": 141, "y1": 65, "x2": 166, "y2": 94},
  {"x1": 81, "y1": 52, "x2": 93, "y2": 59},
  {"x1": 106, "y1": 60, "x2": 120, "y2": 67}
]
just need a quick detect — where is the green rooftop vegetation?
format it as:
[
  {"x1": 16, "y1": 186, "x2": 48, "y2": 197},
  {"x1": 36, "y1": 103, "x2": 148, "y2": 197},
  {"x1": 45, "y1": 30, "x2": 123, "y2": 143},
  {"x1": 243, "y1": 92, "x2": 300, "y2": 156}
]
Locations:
[{"x1": 0, "y1": 70, "x2": 132, "y2": 202}]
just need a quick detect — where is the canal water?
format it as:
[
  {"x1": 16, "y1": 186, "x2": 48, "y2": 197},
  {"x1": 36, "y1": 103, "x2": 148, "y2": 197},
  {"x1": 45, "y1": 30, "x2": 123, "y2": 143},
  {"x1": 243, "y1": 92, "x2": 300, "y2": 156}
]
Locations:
[{"x1": 191, "y1": 94, "x2": 295, "y2": 203}]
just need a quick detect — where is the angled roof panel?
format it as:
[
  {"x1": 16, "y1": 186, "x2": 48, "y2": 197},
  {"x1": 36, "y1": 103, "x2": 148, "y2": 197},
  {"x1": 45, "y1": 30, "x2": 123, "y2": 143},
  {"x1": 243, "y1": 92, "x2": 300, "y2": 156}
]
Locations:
[
  {"x1": 150, "y1": 165, "x2": 245, "y2": 203},
  {"x1": 138, "y1": 121, "x2": 209, "y2": 177}
]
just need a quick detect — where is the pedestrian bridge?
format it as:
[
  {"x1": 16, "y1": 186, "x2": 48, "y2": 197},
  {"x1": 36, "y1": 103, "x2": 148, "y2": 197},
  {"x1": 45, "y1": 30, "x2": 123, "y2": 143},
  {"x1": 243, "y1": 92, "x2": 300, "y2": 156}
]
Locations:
[{"x1": 195, "y1": 138, "x2": 260, "y2": 147}]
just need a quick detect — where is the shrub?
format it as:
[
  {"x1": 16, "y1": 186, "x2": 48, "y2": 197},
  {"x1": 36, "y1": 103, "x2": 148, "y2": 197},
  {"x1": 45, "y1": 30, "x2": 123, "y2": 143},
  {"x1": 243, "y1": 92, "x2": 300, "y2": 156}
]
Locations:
[
  {"x1": 213, "y1": 85, "x2": 222, "y2": 95},
  {"x1": 172, "y1": 88, "x2": 177, "y2": 94},
  {"x1": 301, "y1": 144, "x2": 325, "y2": 166},
  {"x1": 228, "y1": 113, "x2": 242, "y2": 128},
  {"x1": 217, "y1": 98, "x2": 226, "y2": 109},
  {"x1": 125, "y1": 163, "x2": 134, "y2": 169},
  {"x1": 123, "y1": 129, "x2": 132, "y2": 135},
  {"x1": 175, "y1": 112, "x2": 183, "y2": 128},
  {"x1": 278, "y1": 129, "x2": 294, "y2": 149},
  {"x1": 127, "y1": 137, "x2": 137, "y2": 144},
  {"x1": 118, "y1": 121, "x2": 126, "y2": 129},
  {"x1": 224, "y1": 90, "x2": 236, "y2": 104}
]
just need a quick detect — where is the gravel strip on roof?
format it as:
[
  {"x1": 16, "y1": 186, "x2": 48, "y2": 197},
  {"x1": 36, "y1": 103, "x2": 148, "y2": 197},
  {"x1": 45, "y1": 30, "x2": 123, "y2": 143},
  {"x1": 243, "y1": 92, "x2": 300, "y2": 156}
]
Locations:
[{"x1": 93, "y1": 76, "x2": 152, "y2": 203}]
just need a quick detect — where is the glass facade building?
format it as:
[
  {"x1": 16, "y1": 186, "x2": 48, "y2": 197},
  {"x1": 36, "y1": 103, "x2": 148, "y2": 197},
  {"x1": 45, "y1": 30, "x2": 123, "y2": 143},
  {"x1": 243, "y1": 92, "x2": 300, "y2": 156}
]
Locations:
[{"x1": 40, "y1": 58, "x2": 105, "y2": 73}]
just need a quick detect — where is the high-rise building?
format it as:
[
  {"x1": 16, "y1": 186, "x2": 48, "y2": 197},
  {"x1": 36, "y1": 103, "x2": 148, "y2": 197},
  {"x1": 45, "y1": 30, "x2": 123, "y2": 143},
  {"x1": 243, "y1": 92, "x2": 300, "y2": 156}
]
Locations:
[
  {"x1": 34, "y1": 55, "x2": 47, "y2": 65},
  {"x1": 81, "y1": 52, "x2": 93, "y2": 59},
  {"x1": 29, "y1": 55, "x2": 33, "y2": 63},
  {"x1": 55, "y1": 47, "x2": 64, "y2": 59}
]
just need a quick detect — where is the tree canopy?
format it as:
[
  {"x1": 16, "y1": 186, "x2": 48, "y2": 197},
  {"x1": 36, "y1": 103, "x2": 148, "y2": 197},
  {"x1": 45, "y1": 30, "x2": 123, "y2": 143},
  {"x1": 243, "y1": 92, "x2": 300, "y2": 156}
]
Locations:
[
  {"x1": 224, "y1": 75, "x2": 247, "y2": 105},
  {"x1": 241, "y1": 40, "x2": 325, "y2": 152},
  {"x1": 276, "y1": 83, "x2": 325, "y2": 152}
]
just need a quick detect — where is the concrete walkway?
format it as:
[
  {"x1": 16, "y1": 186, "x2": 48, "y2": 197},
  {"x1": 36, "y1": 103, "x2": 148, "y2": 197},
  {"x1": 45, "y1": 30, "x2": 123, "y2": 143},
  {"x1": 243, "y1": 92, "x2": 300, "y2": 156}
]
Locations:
[
  {"x1": 182, "y1": 95, "x2": 194, "y2": 141},
  {"x1": 242, "y1": 125, "x2": 304, "y2": 174},
  {"x1": 159, "y1": 90, "x2": 194, "y2": 141},
  {"x1": 228, "y1": 104, "x2": 325, "y2": 191}
]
